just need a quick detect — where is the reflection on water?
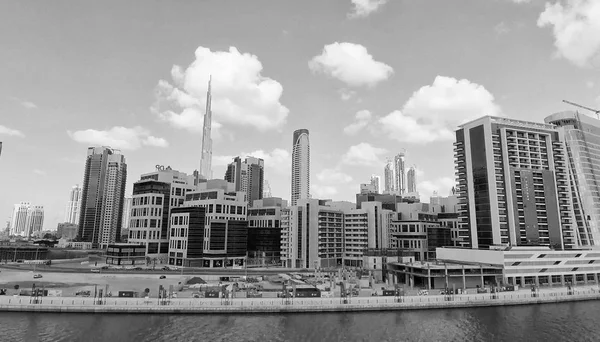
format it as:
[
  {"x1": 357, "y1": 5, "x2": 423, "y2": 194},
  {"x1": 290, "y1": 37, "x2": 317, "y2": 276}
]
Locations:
[{"x1": 3, "y1": 300, "x2": 600, "y2": 342}]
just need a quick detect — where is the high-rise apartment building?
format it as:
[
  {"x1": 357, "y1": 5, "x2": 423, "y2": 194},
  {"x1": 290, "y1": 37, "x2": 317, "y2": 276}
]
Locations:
[
  {"x1": 454, "y1": 116, "x2": 576, "y2": 250},
  {"x1": 64, "y1": 185, "x2": 82, "y2": 225},
  {"x1": 128, "y1": 167, "x2": 196, "y2": 260},
  {"x1": 199, "y1": 77, "x2": 213, "y2": 181},
  {"x1": 291, "y1": 129, "x2": 310, "y2": 206},
  {"x1": 78, "y1": 147, "x2": 127, "y2": 249},
  {"x1": 370, "y1": 175, "x2": 380, "y2": 194},
  {"x1": 545, "y1": 111, "x2": 600, "y2": 248},
  {"x1": 225, "y1": 156, "x2": 264, "y2": 207},
  {"x1": 407, "y1": 166, "x2": 417, "y2": 193},
  {"x1": 384, "y1": 159, "x2": 395, "y2": 193},
  {"x1": 10, "y1": 203, "x2": 44, "y2": 238},
  {"x1": 121, "y1": 197, "x2": 132, "y2": 230},
  {"x1": 394, "y1": 152, "x2": 406, "y2": 194},
  {"x1": 263, "y1": 180, "x2": 272, "y2": 198}
]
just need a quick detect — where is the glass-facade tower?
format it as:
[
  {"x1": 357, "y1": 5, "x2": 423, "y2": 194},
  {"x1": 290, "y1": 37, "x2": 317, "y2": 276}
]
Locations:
[{"x1": 545, "y1": 111, "x2": 600, "y2": 248}]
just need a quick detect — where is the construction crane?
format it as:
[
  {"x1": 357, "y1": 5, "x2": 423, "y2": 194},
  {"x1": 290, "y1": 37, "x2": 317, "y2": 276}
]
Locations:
[{"x1": 562, "y1": 100, "x2": 600, "y2": 119}]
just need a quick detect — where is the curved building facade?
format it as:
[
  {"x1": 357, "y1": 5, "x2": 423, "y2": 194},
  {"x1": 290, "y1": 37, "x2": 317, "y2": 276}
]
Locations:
[
  {"x1": 291, "y1": 129, "x2": 310, "y2": 206},
  {"x1": 545, "y1": 111, "x2": 600, "y2": 248}
]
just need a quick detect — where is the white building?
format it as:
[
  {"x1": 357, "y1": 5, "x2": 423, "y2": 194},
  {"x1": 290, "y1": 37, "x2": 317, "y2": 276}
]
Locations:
[
  {"x1": 406, "y1": 166, "x2": 417, "y2": 193},
  {"x1": 291, "y1": 129, "x2": 310, "y2": 206},
  {"x1": 121, "y1": 197, "x2": 132, "y2": 230},
  {"x1": 394, "y1": 152, "x2": 406, "y2": 194},
  {"x1": 64, "y1": 185, "x2": 82, "y2": 225},
  {"x1": 10, "y1": 202, "x2": 44, "y2": 238},
  {"x1": 384, "y1": 159, "x2": 395, "y2": 193},
  {"x1": 370, "y1": 175, "x2": 381, "y2": 194}
]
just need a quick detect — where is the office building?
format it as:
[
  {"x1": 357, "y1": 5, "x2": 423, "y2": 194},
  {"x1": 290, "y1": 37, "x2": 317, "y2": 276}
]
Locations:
[
  {"x1": 78, "y1": 147, "x2": 127, "y2": 249},
  {"x1": 64, "y1": 185, "x2": 82, "y2": 225},
  {"x1": 26, "y1": 206, "x2": 44, "y2": 238},
  {"x1": 384, "y1": 159, "x2": 395, "y2": 193},
  {"x1": 370, "y1": 175, "x2": 381, "y2": 194},
  {"x1": 407, "y1": 166, "x2": 417, "y2": 193},
  {"x1": 10, "y1": 202, "x2": 30, "y2": 236},
  {"x1": 394, "y1": 152, "x2": 407, "y2": 194},
  {"x1": 356, "y1": 192, "x2": 419, "y2": 212},
  {"x1": 128, "y1": 167, "x2": 196, "y2": 261},
  {"x1": 360, "y1": 183, "x2": 377, "y2": 194},
  {"x1": 545, "y1": 111, "x2": 600, "y2": 248},
  {"x1": 175, "y1": 179, "x2": 248, "y2": 267},
  {"x1": 225, "y1": 156, "x2": 265, "y2": 207},
  {"x1": 247, "y1": 197, "x2": 287, "y2": 266},
  {"x1": 454, "y1": 116, "x2": 576, "y2": 250},
  {"x1": 199, "y1": 77, "x2": 214, "y2": 181},
  {"x1": 291, "y1": 129, "x2": 310, "y2": 206},
  {"x1": 57, "y1": 223, "x2": 78, "y2": 240}
]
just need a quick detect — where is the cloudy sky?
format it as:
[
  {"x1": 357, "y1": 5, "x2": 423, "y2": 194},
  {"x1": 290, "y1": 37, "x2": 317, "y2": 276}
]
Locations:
[{"x1": 1, "y1": 0, "x2": 599, "y2": 230}]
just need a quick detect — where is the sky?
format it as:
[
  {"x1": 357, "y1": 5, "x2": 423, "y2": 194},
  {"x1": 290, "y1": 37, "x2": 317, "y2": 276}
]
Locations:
[{"x1": 1, "y1": 0, "x2": 599, "y2": 231}]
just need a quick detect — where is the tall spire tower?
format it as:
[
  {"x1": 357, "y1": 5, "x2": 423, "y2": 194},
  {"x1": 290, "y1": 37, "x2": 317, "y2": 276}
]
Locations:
[{"x1": 199, "y1": 76, "x2": 213, "y2": 180}]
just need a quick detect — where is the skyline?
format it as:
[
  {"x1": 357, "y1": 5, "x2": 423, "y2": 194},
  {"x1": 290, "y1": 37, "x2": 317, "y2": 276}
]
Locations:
[{"x1": 1, "y1": 0, "x2": 599, "y2": 230}]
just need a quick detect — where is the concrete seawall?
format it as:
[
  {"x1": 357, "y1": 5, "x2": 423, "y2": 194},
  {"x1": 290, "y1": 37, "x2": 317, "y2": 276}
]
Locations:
[{"x1": 1, "y1": 289, "x2": 599, "y2": 314}]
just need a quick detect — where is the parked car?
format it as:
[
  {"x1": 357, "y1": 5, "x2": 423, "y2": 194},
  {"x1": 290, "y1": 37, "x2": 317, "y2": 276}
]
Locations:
[
  {"x1": 162, "y1": 266, "x2": 171, "y2": 271},
  {"x1": 33, "y1": 274, "x2": 42, "y2": 279},
  {"x1": 134, "y1": 267, "x2": 143, "y2": 271},
  {"x1": 91, "y1": 269, "x2": 100, "y2": 273},
  {"x1": 159, "y1": 275, "x2": 166, "y2": 279},
  {"x1": 101, "y1": 266, "x2": 109, "y2": 270}
]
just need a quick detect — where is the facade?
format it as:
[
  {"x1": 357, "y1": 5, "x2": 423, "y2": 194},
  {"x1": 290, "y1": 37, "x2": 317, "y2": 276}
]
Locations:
[
  {"x1": 128, "y1": 167, "x2": 196, "y2": 261},
  {"x1": 407, "y1": 166, "x2": 417, "y2": 193},
  {"x1": 356, "y1": 193, "x2": 418, "y2": 212},
  {"x1": 394, "y1": 152, "x2": 406, "y2": 194},
  {"x1": 247, "y1": 197, "x2": 287, "y2": 266},
  {"x1": 225, "y1": 156, "x2": 265, "y2": 207},
  {"x1": 291, "y1": 129, "x2": 310, "y2": 206},
  {"x1": 121, "y1": 197, "x2": 132, "y2": 230},
  {"x1": 78, "y1": 147, "x2": 127, "y2": 249},
  {"x1": 454, "y1": 116, "x2": 576, "y2": 250},
  {"x1": 57, "y1": 239, "x2": 92, "y2": 250},
  {"x1": 199, "y1": 77, "x2": 213, "y2": 180},
  {"x1": 64, "y1": 185, "x2": 82, "y2": 225},
  {"x1": 263, "y1": 179, "x2": 272, "y2": 198},
  {"x1": 370, "y1": 175, "x2": 381, "y2": 194},
  {"x1": 359, "y1": 183, "x2": 377, "y2": 194},
  {"x1": 105, "y1": 244, "x2": 146, "y2": 266},
  {"x1": 437, "y1": 246, "x2": 600, "y2": 288},
  {"x1": 56, "y1": 223, "x2": 78, "y2": 240},
  {"x1": 545, "y1": 111, "x2": 600, "y2": 248},
  {"x1": 384, "y1": 159, "x2": 395, "y2": 193},
  {"x1": 25, "y1": 206, "x2": 44, "y2": 238},
  {"x1": 175, "y1": 180, "x2": 248, "y2": 267}
]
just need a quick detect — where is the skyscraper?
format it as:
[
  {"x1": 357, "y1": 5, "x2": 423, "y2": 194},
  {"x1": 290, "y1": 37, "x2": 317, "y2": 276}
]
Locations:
[
  {"x1": 545, "y1": 111, "x2": 600, "y2": 247},
  {"x1": 121, "y1": 197, "x2": 132, "y2": 230},
  {"x1": 384, "y1": 159, "x2": 395, "y2": 193},
  {"x1": 225, "y1": 156, "x2": 264, "y2": 206},
  {"x1": 26, "y1": 206, "x2": 44, "y2": 237},
  {"x1": 263, "y1": 179, "x2": 272, "y2": 198},
  {"x1": 370, "y1": 175, "x2": 380, "y2": 194},
  {"x1": 394, "y1": 152, "x2": 406, "y2": 194},
  {"x1": 454, "y1": 116, "x2": 576, "y2": 250},
  {"x1": 407, "y1": 166, "x2": 417, "y2": 193},
  {"x1": 199, "y1": 76, "x2": 213, "y2": 180},
  {"x1": 10, "y1": 202, "x2": 30, "y2": 236},
  {"x1": 291, "y1": 129, "x2": 310, "y2": 206},
  {"x1": 78, "y1": 147, "x2": 127, "y2": 248},
  {"x1": 64, "y1": 185, "x2": 82, "y2": 224}
]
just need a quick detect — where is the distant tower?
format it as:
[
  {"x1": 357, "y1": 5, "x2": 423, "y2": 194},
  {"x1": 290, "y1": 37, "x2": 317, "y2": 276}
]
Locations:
[
  {"x1": 370, "y1": 175, "x2": 380, "y2": 194},
  {"x1": 199, "y1": 76, "x2": 213, "y2": 180},
  {"x1": 407, "y1": 166, "x2": 417, "y2": 193},
  {"x1": 263, "y1": 180, "x2": 272, "y2": 198},
  {"x1": 225, "y1": 156, "x2": 265, "y2": 206},
  {"x1": 78, "y1": 146, "x2": 127, "y2": 248},
  {"x1": 384, "y1": 159, "x2": 395, "y2": 193},
  {"x1": 394, "y1": 151, "x2": 406, "y2": 194},
  {"x1": 10, "y1": 202, "x2": 31, "y2": 236},
  {"x1": 291, "y1": 129, "x2": 310, "y2": 206},
  {"x1": 64, "y1": 185, "x2": 83, "y2": 224}
]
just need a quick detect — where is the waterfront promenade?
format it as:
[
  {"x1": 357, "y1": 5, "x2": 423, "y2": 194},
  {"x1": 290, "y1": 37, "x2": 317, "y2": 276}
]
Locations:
[{"x1": 1, "y1": 286, "x2": 599, "y2": 314}]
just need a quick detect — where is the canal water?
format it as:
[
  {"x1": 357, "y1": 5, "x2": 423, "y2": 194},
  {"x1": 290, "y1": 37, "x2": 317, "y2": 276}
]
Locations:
[{"x1": 1, "y1": 300, "x2": 599, "y2": 342}]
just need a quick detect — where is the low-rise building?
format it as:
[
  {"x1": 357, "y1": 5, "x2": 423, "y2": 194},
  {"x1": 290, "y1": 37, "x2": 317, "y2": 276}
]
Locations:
[
  {"x1": 105, "y1": 244, "x2": 146, "y2": 266},
  {"x1": 56, "y1": 239, "x2": 92, "y2": 250},
  {"x1": 247, "y1": 197, "x2": 287, "y2": 266}
]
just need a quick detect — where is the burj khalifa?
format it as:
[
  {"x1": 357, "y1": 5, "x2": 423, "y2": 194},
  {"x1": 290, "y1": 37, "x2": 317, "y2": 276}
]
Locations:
[{"x1": 198, "y1": 76, "x2": 213, "y2": 181}]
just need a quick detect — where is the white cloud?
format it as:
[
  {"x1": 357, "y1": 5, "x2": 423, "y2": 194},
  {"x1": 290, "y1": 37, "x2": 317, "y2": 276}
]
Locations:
[
  {"x1": 378, "y1": 76, "x2": 501, "y2": 144},
  {"x1": 342, "y1": 142, "x2": 387, "y2": 166},
  {"x1": 33, "y1": 169, "x2": 47, "y2": 176},
  {"x1": 343, "y1": 110, "x2": 373, "y2": 135},
  {"x1": 339, "y1": 88, "x2": 356, "y2": 101},
  {"x1": 586, "y1": 81, "x2": 595, "y2": 88},
  {"x1": 312, "y1": 184, "x2": 338, "y2": 199},
  {"x1": 316, "y1": 168, "x2": 353, "y2": 184},
  {"x1": 348, "y1": 0, "x2": 388, "y2": 18},
  {"x1": 153, "y1": 46, "x2": 289, "y2": 133},
  {"x1": 494, "y1": 22, "x2": 510, "y2": 35},
  {"x1": 21, "y1": 101, "x2": 38, "y2": 109},
  {"x1": 309, "y1": 42, "x2": 394, "y2": 87},
  {"x1": 537, "y1": 0, "x2": 600, "y2": 68},
  {"x1": 0, "y1": 125, "x2": 25, "y2": 137},
  {"x1": 213, "y1": 148, "x2": 291, "y2": 174},
  {"x1": 67, "y1": 126, "x2": 169, "y2": 151},
  {"x1": 418, "y1": 177, "x2": 456, "y2": 201}
]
